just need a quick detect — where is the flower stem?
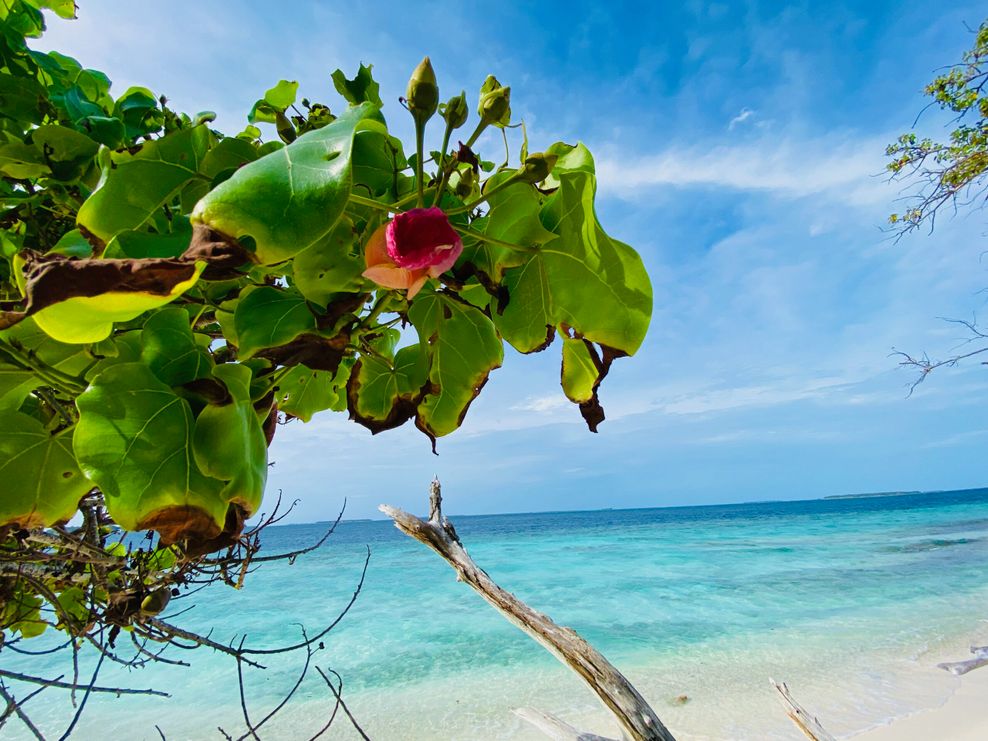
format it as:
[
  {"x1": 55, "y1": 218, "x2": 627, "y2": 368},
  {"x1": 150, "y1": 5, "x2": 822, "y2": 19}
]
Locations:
[
  {"x1": 414, "y1": 120, "x2": 426, "y2": 208},
  {"x1": 464, "y1": 120, "x2": 488, "y2": 149},
  {"x1": 0, "y1": 340, "x2": 87, "y2": 396},
  {"x1": 452, "y1": 225, "x2": 537, "y2": 254},
  {"x1": 348, "y1": 194, "x2": 398, "y2": 213},
  {"x1": 446, "y1": 171, "x2": 525, "y2": 215},
  {"x1": 430, "y1": 122, "x2": 455, "y2": 208}
]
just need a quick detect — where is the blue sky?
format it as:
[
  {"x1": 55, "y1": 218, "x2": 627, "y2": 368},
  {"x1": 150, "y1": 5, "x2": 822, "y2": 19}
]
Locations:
[{"x1": 33, "y1": 1, "x2": 988, "y2": 520}]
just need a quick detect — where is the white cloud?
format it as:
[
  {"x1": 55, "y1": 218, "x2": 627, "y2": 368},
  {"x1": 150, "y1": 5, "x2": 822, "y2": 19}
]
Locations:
[
  {"x1": 728, "y1": 107, "x2": 754, "y2": 130},
  {"x1": 596, "y1": 132, "x2": 891, "y2": 206}
]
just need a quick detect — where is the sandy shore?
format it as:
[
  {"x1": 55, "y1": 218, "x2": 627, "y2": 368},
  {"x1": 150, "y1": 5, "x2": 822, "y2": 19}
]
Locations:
[{"x1": 853, "y1": 666, "x2": 988, "y2": 741}]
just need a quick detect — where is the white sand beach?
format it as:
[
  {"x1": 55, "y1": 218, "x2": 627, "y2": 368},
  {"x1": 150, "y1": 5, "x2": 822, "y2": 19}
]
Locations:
[{"x1": 854, "y1": 667, "x2": 988, "y2": 741}]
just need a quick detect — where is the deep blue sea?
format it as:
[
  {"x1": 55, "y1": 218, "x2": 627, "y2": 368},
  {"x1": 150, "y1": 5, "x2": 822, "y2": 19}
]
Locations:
[{"x1": 9, "y1": 489, "x2": 988, "y2": 739}]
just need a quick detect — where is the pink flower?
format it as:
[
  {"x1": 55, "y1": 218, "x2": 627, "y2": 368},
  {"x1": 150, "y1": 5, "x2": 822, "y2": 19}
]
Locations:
[{"x1": 362, "y1": 207, "x2": 463, "y2": 299}]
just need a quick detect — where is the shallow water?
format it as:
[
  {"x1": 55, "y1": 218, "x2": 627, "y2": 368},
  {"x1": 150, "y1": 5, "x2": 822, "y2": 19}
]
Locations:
[{"x1": 7, "y1": 489, "x2": 988, "y2": 739}]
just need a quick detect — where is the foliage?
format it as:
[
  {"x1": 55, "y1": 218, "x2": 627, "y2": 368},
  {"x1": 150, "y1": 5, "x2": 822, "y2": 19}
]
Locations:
[
  {"x1": 886, "y1": 20, "x2": 988, "y2": 233},
  {"x1": 886, "y1": 19, "x2": 988, "y2": 388},
  {"x1": 0, "y1": 0, "x2": 651, "y2": 726}
]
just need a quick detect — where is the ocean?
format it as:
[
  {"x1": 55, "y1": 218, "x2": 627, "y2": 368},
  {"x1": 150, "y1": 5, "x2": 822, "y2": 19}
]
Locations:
[{"x1": 8, "y1": 488, "x2": 988, "y2": 740}]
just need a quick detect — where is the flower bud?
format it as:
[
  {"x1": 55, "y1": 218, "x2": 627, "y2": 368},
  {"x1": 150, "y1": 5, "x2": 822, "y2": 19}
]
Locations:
[
  {"x1": 440, "y1": 91, "x2": 469, "y2": 130},
  {"x1": 454, "y1": 166, "x2": 476, "y2": 198},
  {"x1": 478, "y1": 75, "x2": 511, "y2": 127},
  {"x1": 517, "y1": 153, "x2": 557, "y2": 184},
  {"x1": 406, "y1": 56, "x2": 439, "y2": 125}
]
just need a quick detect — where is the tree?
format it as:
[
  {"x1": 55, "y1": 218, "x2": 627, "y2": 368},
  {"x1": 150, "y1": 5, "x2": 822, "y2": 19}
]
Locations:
[
  {"x1": 0, "y1": 0, "x2": 652, "y2": 735},
  {"x1": 887, "y1": 19, "x2": 988, "y2": 388},
  {"x1": 887, "y1": 20, "x2": 988, "y2": 235}
]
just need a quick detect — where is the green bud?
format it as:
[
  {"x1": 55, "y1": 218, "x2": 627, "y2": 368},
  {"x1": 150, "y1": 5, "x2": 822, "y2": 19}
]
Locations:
[
  {"x1": 454, "y1": 166, "x2": 476, "y2": 198},
  {"x1": 406, "y1": 56, "x2": 439, "y2": 124},
  {"x1": 440, "y1": 91, "x2": 469, "y2": 130},
  {"x1": 478, "y1": 75, "x2": 511, "y2": 127},
  {"x1": 517, "y1": 153, "x2": 557, "y2": 184}
]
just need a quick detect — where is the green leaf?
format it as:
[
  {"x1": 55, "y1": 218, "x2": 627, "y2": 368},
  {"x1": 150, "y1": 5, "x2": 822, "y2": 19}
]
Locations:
[
  {"x1": 102, "y1": 224, "x2": 192, "y2": 259},
  {"x1": 113, "y1": 86, "x2": 162, "y2": 139},
  {"x1": 276, "y1": 360, "x2": 352, "y2": 422},
  {"x1": 409, "y1": 292, "x2": 503, "y2": 439},
  {"x1": 200, "y1": 136, "x2": 258, "y2": 180},
  {"x1": 560, "y1": 337, "x2": 597, "y2": 403},
  {"x1": 31, "y1": 261, "x2": 205, "y2": 344},
  {"x1": 50, "y1": 229, "x2": 93, "y2": 257},
  {"x1": 0, "y1": 141, "x2": 50, "y2": 179},
  {"x1": 234, "y1": 286, "x2": 316, "y2": 358},
  {"x1": 351, "y1": 119, "x2": 405, "y2": 199},
  {"x1": 466, "y1": 173, "x2": 556, "y2": 282},
  {"x1": 292, "y1": 216, "x2": 368, "y2": 306},
  {"x1": 76, "y1": 124, "x2": 211, "y2": 243},
  {"x1": 0, "y1": 412, "x2": 89, "y2": 528},
  {"x1": 331, "y1": 64, "x2": 382, "y2": 107},
  {"x1": 263, "y1": 80, "x2": 298, "y2": 111},
  {"x1": 192, "y1": 102, "x2": 380, "y2": 264},
  {"x1": 27, "y1": 0, "x2": 77, "y2": 19},
  {"x1": 347, "y1": 344, "x2": 427, "y2": 430},
  {"x1": 191, "y1": 363, "x2": 266, "y2": 516},
  {"x1": 0, "y1": 75, "x2": 46, "y2": 125},
  {"x1": 74, "y1": 362, "x2": 229, "y2": 533},
  {"x1": 140, "y1": 307, "x2": 212, "y2": 386},
  {"x1": 495, "y1": 142, "x2": 652, "y2": 355}
]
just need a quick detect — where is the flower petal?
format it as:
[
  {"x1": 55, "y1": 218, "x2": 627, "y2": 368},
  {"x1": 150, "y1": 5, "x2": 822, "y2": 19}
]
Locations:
[
  {"x1": 364, "y1": 224, "x2": 391, "y2": 268},
  {"x1": 363, "y1": 264, "x2": 418, "y2": 291}
]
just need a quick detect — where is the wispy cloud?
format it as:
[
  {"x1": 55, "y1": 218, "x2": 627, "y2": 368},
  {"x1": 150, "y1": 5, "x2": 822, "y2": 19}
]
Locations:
[
  {"x1": 728, "y1": 107, "x2": 754, "y2": 130},
  {"x1": 596, "y1": 132, "x2": 890, "y2": 205}
]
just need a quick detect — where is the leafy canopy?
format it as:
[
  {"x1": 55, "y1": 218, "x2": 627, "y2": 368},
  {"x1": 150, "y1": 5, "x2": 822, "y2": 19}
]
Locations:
[{"x1": 0, "y1": 0, "x2": 651, "y2": 645}]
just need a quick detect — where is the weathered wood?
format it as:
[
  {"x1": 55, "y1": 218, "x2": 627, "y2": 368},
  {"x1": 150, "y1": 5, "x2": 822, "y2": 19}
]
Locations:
[
  {"x1": 513, "y1": 707, "x2": 617, "y2": 741},
  {"x1": 770, "y1": 679, "x2": 835, "y2": 741},
  {"x1": 937, "y1": 644, "x2": 988, "y2": 675},
  {"x1": 379, "y1": 479, "x2": 675, "y2": 741}
]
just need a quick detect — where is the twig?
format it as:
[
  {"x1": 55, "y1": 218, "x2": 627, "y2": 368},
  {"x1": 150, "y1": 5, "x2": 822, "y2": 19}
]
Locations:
[{"x1": 770, "y1": 680, "x2": 835, "y2": 741}]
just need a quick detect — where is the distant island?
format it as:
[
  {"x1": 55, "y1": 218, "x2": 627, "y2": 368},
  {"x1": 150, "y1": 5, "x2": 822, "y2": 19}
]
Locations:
[{"x1": 824, "y1": 487, "x2": 988, "y2": 500}]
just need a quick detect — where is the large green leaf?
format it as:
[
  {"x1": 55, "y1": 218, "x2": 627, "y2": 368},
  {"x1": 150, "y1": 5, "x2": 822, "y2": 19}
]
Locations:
[
  {"x1": 465, "y1": 173, "x2": 556, "y2": 282},
  {"x1": 409, "y1": 292, "x2": 503, "y2": 439},
  {"x1": 234, "y1": 286, "x2": 316, "y2": 358},
  {"x1": 74, "y1": 362, "x2": 229, "y2": 533},
  {"x1": 199, "y1": 136, "x2": 258, "y2": 180},
  {"x1": 276, "y1": 360, "x2": 352, "y2": 422},
  {"x1": 332, "y1": 64, "x2": 383, "y2": 107},
  {"x1": 292, "y1": 217, "x2": 369, "y2": 306},
  {"x1": 494, "y1": 142, "x2": 652, "y2": 355},
  {"x1": 140, "y1": 307, "x2": 212, "y2": 386},
  {"x1": 560, "y1": 337, "x2": 597, "y2": 403},
  {"x1": 347, "y1": 344, "x2": 428, "y2": 431},
  {"x1": 191, "y1": 102, "x2": 381, "y2": 264},
  {"x1": 30, "y1": 261, "x2": 205, "y2": 344},
  {"x1": 31, "y1": 124, "x2": 99, "y2": 180},
  {"x1": 191, "y1": 363, "x2": 266, "y2": 516},
  {"x1": 0, "y1": 413, "x2": 89, "y2": 528},
  {"x1": 76, "y1": 124, "x2": 211, "y2": 243},
  {"x1": 350, "y1": 119, "x2": 405, "y2": 199}
]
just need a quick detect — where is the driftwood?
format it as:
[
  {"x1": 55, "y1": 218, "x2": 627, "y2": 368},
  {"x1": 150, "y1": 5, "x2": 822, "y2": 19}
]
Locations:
[
  {"x1": 937, "y1": 644, "x2": 988, "y2": 675},
  {"x1": 379, "y1": 479, "x2": 675, "y2": 741},
  {"x1": 513, "y1": 707, "x2": 616, "y2": 741},
  {"x1": 770, "y1": 680, "x2": 835, "y2": 741}
]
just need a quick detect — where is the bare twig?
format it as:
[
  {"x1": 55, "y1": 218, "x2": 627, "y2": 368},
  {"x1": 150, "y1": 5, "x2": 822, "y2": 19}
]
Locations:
[{"x1": 770, "y1": 680, "x2": 835, "y2": 741}]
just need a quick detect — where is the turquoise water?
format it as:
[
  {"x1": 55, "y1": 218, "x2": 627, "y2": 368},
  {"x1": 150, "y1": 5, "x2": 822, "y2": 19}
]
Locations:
[{"x1": 8, "y1": 489, "x2": 988, "y2": 739}]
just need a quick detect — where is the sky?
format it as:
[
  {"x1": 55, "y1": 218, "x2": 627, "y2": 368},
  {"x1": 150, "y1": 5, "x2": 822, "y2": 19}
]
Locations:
[{"x1": 31, "y1": 1, "x2": 988, "y2": 521}]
